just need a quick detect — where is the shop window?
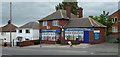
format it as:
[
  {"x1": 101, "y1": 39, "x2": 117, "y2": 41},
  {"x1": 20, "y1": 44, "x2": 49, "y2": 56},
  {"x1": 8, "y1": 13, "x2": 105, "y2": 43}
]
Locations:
[
  {"x1": 19, "y1": 30, "x2": 22, "y2": 33},
  {"x1": 112, "y1": 27, "x2": 118, "y2": 32},
  {"x1": 42, "y1": 32, "x2": 59, "y2": 41},
  {"x1": 112, "y1": 17, "x2": 118, "y2": 23},
  {"x1": 43, "y1": 21, "x2": 47, "y2": 26},
  {"x1": 94, "y1": 30, "x2": 100, "y2": 40},
  {"x1": 26, "y1": 29, "x2": 30, "y2": 33},
  {"x1": 65, "y1": 31, "x2": 84, "y2": 41},
  {"x1": 53, "y1": 20, "x2": 58, "y2": 26}
]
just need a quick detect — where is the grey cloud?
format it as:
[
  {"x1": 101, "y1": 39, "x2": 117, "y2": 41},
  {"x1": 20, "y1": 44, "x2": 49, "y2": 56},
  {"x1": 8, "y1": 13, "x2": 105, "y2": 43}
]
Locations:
[
  {"x1": 2, "y1": 2, "x2": 118, "y2": 27},
  {"x1": 78, "y1": 2, "x2": 118, "y2": 17}
]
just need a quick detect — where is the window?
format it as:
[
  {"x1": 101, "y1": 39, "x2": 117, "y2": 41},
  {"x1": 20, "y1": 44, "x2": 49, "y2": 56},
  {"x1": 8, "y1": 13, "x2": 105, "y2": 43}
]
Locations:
[
  {"x1": 41, "y1": 32, "x2": 59, "y2": 41},
  {"x1": 65, "y1": 31, "x2": 84, "y2": 41},
  {"x1": 19, "y1": 30, "x2": 22, "y2": 33},
  {"x1": 26, "y1": 29, "x2": 30, "y2": 33},
  {"x1": 53, "y1": 20, "x2": 58, "y2": 26},
  {"x1": 25, "y1": 38, "x2": 30, "y2": 41},
  {"x1": 112, "y1": 27, "x2": 118, "y2": 32},
  {"x1": 94, "y1": 30, "x2": 100, "y2": 40},
  {"x1": 43, "y1": 21, "x2": 47, "y2": 26},
  {"x1": 17, "y1": 37, "x2": 23, "y2": 42},
  {"x1": 112, "y1": 17, "x2": 118, "y2": 22},
  {"x1": 1, "y1": 32, "x2": 6, "y2": 35}
]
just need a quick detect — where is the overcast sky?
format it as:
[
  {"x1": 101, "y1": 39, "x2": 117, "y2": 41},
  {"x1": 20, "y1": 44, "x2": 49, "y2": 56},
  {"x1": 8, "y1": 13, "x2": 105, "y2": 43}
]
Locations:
[{"x1": 2, "y1": 2, "x2": 118, "y2": 27}]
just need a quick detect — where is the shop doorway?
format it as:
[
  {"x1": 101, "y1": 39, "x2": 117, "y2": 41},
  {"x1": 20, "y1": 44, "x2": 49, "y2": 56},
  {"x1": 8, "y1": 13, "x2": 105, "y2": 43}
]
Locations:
[{"x1": 84, "y1": 31, "x2": 89, "y2": 43}]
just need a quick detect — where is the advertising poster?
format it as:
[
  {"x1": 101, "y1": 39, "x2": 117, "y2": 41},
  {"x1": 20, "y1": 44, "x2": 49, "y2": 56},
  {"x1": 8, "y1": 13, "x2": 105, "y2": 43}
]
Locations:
[{"x1": 94, "y1": 30, "x2": 100, "y2": 40}]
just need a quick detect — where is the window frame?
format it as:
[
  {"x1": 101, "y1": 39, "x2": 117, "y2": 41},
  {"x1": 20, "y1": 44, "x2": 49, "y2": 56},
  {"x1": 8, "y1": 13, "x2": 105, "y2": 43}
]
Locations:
[
  {"x1": 26, "y1": 29, "x2": 30, "y2": 33},
  {"x1": 19, "y1": 30, "x2": 22, "y2": 33},
  {"x1": 52, "y1": 20, "x2": 58, "y2": 26},
  {"x1": 112, "y1": 17, "x2": 118, "y2": 23},
  {"x1": 112, "y1": 27, "x2": 118, "y2": 32},
  {"x1": 1, "y1": 32, "x2": 6, "y2": 35},
  {"x1": 43, "y1": 21, "x2": 47, "y2": 26}
]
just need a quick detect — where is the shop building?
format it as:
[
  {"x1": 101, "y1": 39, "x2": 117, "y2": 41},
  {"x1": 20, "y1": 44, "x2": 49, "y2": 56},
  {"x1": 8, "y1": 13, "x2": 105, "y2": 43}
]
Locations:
[
  {"x1": 38, "y1": 9, "x2": 77, "y2": 44},
  {"x1": 38, "y1": 4, "x2": 106, "y2": 44},
  {"x1": 62, "y1": 18, "x2": 106, "y2": 44}
]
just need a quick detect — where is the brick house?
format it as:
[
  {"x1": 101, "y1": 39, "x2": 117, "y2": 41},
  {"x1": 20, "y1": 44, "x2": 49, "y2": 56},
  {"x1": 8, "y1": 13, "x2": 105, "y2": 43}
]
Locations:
[
  {"x1": 109, "y1": 9, "x2": 120, "y2": 35},
  {"x1": 38, "y1": 4, "x2": 106, "y2": 44}
]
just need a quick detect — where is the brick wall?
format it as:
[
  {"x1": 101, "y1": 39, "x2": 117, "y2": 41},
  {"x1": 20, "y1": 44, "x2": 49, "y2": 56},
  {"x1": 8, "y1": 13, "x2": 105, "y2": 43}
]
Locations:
[
  {"x1": 39, "y1": 19, "x2": 69, "y2": 30},
  {"x1": 89, "y1": 28, "x2": 106, "y2": 43},
  {"x1": 109, "y1": 10, "x2": 120, "y2": 34},
  {"x1": 39, "y1": 19, "x2": 69, "y2": 44}
]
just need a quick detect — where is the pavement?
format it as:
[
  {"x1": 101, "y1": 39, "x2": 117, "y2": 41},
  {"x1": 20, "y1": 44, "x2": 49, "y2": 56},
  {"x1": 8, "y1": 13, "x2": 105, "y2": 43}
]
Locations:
[{"x1": 19, "y1": 43, "x2": 92, "y2": 48}]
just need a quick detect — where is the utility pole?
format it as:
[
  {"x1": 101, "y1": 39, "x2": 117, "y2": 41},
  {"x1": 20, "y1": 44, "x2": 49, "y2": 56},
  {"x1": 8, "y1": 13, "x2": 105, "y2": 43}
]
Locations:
[{"x1": 10, "y1": 2, "x2": 12, "y2": 47}]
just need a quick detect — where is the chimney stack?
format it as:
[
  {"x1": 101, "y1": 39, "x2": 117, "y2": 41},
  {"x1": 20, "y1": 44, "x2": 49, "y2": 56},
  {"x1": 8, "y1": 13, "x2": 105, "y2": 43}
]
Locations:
[
  {"x1": 78, "y1": 7, "x2": 83, "y2": 18},
  {"x1": 8, "y1": 19, "x2": 11, "y2": 24},
  {"x1": 66, "y1": 3, "x2": 71, "y2": 18}
]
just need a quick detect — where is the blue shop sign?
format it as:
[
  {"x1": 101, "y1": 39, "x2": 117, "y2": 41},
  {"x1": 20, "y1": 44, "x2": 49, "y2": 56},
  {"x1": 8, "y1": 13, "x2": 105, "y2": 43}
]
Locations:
[
  {"x1": 41, "y1": 30, "x2": 60, "y2": 32},
  {"x1": 64, "y1": 28, "x2": 94, "y2": 31}
]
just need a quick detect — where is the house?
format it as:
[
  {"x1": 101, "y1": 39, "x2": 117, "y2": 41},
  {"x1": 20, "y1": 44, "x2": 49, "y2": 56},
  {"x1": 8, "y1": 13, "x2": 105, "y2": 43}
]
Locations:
[
  {"x1": 38, "y1": 3, "x2": 106, "y2": 44},
  {"x1": 16, "y1": 22, "x2": 39, "y2": 42},
  {"x1": 0, "y1": 21, "x2": 17, "y2": 45},
  {"x1": 109, "y1": 9, "x2": 120, "y2": 35}
]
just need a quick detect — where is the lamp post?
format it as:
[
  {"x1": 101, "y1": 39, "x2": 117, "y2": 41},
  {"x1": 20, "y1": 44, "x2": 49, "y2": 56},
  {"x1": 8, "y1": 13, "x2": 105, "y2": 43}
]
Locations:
[
  {"x1": 58, "y1": 26, "x2": 63, "y2": 44},
  {"x1": 9, "y1": 2, "x2": 12, "y2": 47},
  {"x1": 39, "y1": 29, "x2": 42, "y2": 47}
]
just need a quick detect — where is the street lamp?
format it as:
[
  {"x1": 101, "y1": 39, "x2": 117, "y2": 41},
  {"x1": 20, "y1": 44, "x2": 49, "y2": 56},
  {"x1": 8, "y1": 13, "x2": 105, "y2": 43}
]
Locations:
[
  {"x1": 9, "y1": 2, "x2": 12, "y2": 47},
  {"x1": 58, "y1": 26, "x2": 63, "y2": 44},
  {"x1": 39, "y1": 29, "x2": 42, "y2": 47}
]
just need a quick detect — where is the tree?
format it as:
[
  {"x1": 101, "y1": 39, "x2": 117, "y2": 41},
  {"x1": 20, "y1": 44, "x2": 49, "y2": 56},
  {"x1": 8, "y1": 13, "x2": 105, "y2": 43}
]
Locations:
[
  {"x1": 89, "y1": 11, "x2": 115, "y2": 36},
  {"x1": 55, "y1": 1, "x2": 79, "y2": 15}
]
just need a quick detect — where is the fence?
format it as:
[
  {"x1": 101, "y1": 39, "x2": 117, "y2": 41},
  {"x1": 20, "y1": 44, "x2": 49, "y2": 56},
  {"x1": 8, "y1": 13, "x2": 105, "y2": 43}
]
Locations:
[{"x1": 106, "y1": 34, "x2": 120, "y2": 43}]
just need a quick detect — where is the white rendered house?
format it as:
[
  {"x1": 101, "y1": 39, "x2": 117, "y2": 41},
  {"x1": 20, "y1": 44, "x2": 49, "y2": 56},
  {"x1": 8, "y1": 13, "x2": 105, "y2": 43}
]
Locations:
[
  {"x1": 0, "y1": 22, "x2": 17, "y2": 45},
  {"x1": 16, "y1": 22, "x2": 39, "y2": 42}
]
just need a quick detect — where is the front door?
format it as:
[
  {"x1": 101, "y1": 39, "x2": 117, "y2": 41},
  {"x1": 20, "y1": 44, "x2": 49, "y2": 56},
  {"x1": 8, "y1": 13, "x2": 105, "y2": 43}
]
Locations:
[{"x1": 84, "y1": 31, "x2": 89, "y2": 43}]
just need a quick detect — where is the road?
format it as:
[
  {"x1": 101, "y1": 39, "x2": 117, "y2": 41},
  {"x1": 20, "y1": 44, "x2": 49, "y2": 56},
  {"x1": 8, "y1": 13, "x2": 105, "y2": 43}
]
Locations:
[{"x1": 2, "y1": 43, "x2": 118, "y2": 55}]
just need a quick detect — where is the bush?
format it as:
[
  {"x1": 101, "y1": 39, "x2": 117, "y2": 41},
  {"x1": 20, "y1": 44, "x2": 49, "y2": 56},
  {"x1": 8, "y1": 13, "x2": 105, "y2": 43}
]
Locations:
[{"x1": 113, "y1": 38, "x2": 120, "y2": 43}]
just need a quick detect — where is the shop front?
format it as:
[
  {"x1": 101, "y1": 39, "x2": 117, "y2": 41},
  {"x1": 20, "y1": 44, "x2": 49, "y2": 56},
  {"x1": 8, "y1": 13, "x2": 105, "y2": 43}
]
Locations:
[
  {"x1": 40, "y1": 30, "x2": 61, "y2": 44},
  {"x1": 63, "y1": 28, "x2": 94, "y2": 43}
]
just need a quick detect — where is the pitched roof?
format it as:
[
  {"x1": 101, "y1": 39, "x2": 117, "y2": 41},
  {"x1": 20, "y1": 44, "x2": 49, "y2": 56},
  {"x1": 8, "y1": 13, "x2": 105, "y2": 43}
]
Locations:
[
  {"x1": 109, "y1": 9, "x2": 120, "y2": 17},
  {"x1": 19, "y1": 22, "x2": 39, "y2": 29},
  {"x1": 38, "y1": 10, "x2": 77, "y2": 21},
  {"x1": 0, "y1": 24, "x2": 17, "y2": 32},
  {"x1": 64, "y1": 18, "x2": 106, "y2": 28}
]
